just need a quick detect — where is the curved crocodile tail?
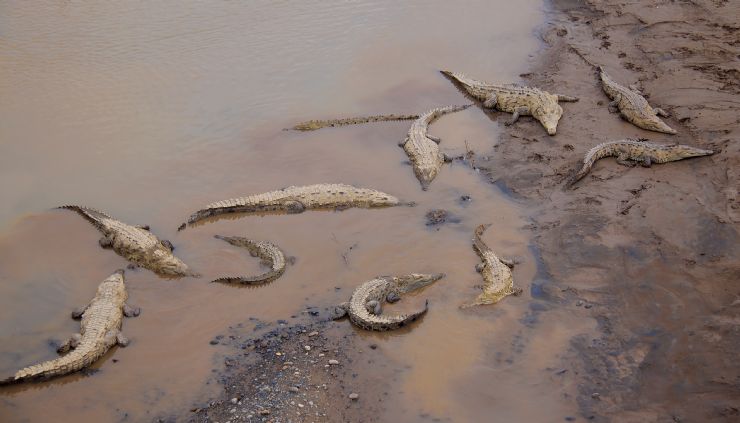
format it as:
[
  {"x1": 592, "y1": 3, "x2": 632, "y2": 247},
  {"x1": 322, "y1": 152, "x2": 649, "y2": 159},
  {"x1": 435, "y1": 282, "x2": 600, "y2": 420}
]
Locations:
[
  {"x1": 3, "y1": 339, "x2": 98, "y2": 385},
  {"x1": 289, "y1": 113, "x2": 420, "y2": 131},
  {"x1": 473, "y1": 223, "x2": 493, "y2": 251},
  {"x1": 56, "y1": 205, "x2": 111, "y2": 229}
]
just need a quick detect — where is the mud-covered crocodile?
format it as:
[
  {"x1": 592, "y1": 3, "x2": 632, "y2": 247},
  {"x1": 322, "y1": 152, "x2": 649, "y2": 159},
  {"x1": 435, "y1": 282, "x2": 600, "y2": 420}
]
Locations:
[
  {"x1": 461, "y1": 224, "x2": 522, "y2": 308},
  {"x1": 332, "y1": 273, "x2": 445, "y2": 331},
  {"x1": 59, "y1": 205, "x2": 197, "y2": 277},
  {"x1": 399, "y1": 105, "x2": 471, "y2": 190},
  {"x1": 288, "y1": 113, "x2": 419, "y2": 131},
  {"x1": 566, "y1": 139, "x2": 714, "y2": 187},
  {"x1": 599, "y1": 66, "x2": 676, "y2": 134},
  {"x1": 441, "y1": 70, "x2": 578, "y2": 135},
  {"x1": 212, "y1": 235, "x2": 288, "y2": 285},
  {"x1": 182, "y1": 184, "x2": 411, "y2": 228},
  {"x1": 0, "y1": 270, "x2": 140, "y2": 385}
]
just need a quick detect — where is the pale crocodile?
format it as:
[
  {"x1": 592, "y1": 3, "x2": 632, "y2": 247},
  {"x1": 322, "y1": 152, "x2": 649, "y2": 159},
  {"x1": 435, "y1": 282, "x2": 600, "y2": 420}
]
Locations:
[
  {"x1": 332, "y1": 273, "x2": 445, "y2": 331},
  {"x1": 399, "y1": 105, "x2": 471, "y2": 190},
  {"x1": 182, "y1": 184, "x2": 410, "y2": 228},
  {"x1": 567, "y1": 139, "x2": 714, "y2": 187},
  {"x1": 461, "y1": 224, "x2": 522, "y2": 308},
  {"x1": 0, "y1": 270, "x2": 140, "y2": 385},
  {"x1": 212, "y1": 235, "x2": 288, "y2": 285},
  {"x1": 441, "y1": 70, "x2": 578, "y2": 135},
  {"x1": 289, "y1": 113, "x2": 419, "y2": 131},
  {"x1": 59, "y1": 205, "x2": 197, "y2": 277},
  {"x1": 599, "y1": 66, "x2": 676, "y2": 134}
]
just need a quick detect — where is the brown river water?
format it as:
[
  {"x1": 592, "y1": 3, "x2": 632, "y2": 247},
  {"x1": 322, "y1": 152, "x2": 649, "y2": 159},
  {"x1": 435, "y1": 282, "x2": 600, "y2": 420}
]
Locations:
[{"x1": 0, "y1": 1, "x2": 593, "y2": 421}]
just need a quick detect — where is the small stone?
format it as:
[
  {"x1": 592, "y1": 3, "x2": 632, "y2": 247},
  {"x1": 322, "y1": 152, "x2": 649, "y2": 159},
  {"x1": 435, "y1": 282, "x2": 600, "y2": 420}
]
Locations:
[
  {"x1": 258, "y1": 409, "x2": 270, "y2": 416},
  {"x1": 308, "y1": 331, "x2": 319, "y2": 337},
  {"x1": 304, "y1": 345, "x2": 311, "y2": 351},
  {"x1": 298, "y1": 403, "x2": 304, "y2": 408},
  {"x1": 369, "y1": 344, "x2": 378, "y2": 350},
  {"x1": 591, "y1": 393, "x2": 600, "y2": 400},
  {"x1": 575, "y1": 300, "x2": 584, "y2": 306},
  {"x1": 229, "y1": 408, "x2": 236, "y2": 413},
  {"x1": 565, "y1": 417, "x2": 576, "y2": 422},
  {"x1": 318, "y1": 353, "x2": 325, "y2": 357},
  {"x1": 349, "y1": 393, "x2": 359, "y2": 400},
  {"x1": 230, "y1": 397, "x2": 238, "y2": 404},
  {"x1": 584, "y1": 303, "x2": 593, "y2": 309},
  {"x1": 289, "y1": 387, "x2": 300, "y2": 393},
  {"x1": 328, "y1": 359, "x2": 339, "y2": 365},
  {"x1": 209, "y1": 340, "x2": 219, "y2": 345}
]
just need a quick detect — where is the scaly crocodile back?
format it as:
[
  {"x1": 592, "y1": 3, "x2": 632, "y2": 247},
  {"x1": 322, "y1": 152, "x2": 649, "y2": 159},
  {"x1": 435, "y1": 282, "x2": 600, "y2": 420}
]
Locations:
[
  {"x1": 462, "y1": 224, "x2": 518, "y2": 308},
  {"x1": 347, "y1": 277, "x2": 429, "y2": 331},
  {"x1": 185, "y1": 184, "x2": 404, "y2": 226},
  {"x1": 1, "y1": 270, "x2": 127, "y2": 384}
]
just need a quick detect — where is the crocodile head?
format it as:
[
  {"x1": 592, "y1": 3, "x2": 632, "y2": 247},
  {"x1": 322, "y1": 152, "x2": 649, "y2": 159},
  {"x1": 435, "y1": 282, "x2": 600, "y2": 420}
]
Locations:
[
  {"x1": 150, "y1": 247, "x2": 199, "y2": 277},
  {"x1": 394, "y1": 273, "x2": 445, "y2": 294},
  {"x1": 532, "y1": 100, "x2": 563, "y2": 135},
  {"x1": 641, "y1": 116, "x2": 677, "y2": 135},
  {"x1": 670, "y1": 145, "x2": 714, "y2": 159}
]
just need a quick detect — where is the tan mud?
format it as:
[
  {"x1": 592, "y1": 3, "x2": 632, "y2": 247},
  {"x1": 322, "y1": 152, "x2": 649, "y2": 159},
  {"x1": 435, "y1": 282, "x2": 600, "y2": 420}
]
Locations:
[{"x1": 0, "y1": 1, "x2": 588, "y2": 422}]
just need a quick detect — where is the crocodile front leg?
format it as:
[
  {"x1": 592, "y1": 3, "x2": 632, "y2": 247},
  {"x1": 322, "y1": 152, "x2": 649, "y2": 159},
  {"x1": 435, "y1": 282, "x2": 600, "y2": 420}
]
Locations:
[
  {"x1": 616, "y1": 153, "x2": 637, "y2": 167},
  {"x1": 499, "y1": 257, "x2": 517, "y2": 268},
  {"x1": 284, "y1": 200, "x2": 306, "y2": 214},
  {"x1": 640, "y1": 156, "x2": 653, "y2": 168},
  {"x1": 99, "y1": 235, "x2": 114, "y2": 249},
  {"x1": 608, "y1": 100, "x2": 620, "y2": 113},
  {"x1": 505, "y1": 107, "x2": 529, "y2": 126},
  {"x1": 426, "y1": 135, "x2": 441, "y2": 144},
  {"x1": 115, "y1": 332, "x2": 130, "y2": 347},
  {"x1": 483, "y1": 92, "x2": 498, "y2": 109},
  {"x1": 123, "y1": 303, "x2": 141, "y2": 317},
  {"x1": 366, "y1": 300, "x2": 382, "y2": 315},
  {"x1": 71, "y1": 305, "x2": 89, "y2": 319}
]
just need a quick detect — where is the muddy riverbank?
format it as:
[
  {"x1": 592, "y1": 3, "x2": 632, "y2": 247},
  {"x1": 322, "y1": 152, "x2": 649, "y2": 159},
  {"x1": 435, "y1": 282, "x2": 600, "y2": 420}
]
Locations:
[{"x1": 187, "y1": 0, "x2": 739, "y2": 422}]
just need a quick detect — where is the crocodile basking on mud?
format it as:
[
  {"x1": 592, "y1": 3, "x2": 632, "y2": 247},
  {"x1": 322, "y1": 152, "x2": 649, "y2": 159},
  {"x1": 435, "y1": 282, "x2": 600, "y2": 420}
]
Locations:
[
  {"x1": 59, "y1": 205, "x2": 197, "y2": 277},
  {"x1": 288, "y1": 113, "x2": 419, "y2": 131},
  {"x1": 599, "y1": 66, "x2": 676, "y2": 134},
  {"x1": 182, "y1": 184, "x2": 410, "y2": 228},
  {"x1": 212, "y1": 235, "x2": 288, "y2": 285},
  {"x1": 566, "y1": 138, "x2": 714, "y2": 187},
  {"x1": 399, "y1": 104, "x2": 471, "y2": 190},
  {"x1": 0, "y1": 270, "x2": 140, "y2": 385},
  {"x1": 332, "y1": 273, "x2": 445, "y2": 331},
  {"x1": 441, "y1": 70, "x2": 578, "y2": 135},
  {"x1": 461, "y1": 224, "x2": 522, "y2": 308}
]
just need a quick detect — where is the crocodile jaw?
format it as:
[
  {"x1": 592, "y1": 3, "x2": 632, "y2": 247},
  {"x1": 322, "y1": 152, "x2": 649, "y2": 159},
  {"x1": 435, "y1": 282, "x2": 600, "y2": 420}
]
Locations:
[
  {"x1": 396, "y1": 273, "x2": 445, "y2": 293},
  {"x1": 534, "y1": 101, "x2": 563, "y2": 135}
]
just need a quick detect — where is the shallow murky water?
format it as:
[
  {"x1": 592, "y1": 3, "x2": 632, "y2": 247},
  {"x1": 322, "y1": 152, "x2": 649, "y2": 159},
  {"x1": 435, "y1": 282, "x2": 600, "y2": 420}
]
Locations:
[{"x1": 0, "y1": 1, "x2": 589, "y2": 421}]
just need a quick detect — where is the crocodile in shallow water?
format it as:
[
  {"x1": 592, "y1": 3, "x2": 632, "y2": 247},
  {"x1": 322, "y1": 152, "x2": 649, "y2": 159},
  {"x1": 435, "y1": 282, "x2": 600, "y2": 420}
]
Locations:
[
  {"x1": 212, "y1": 235, "x2": 288, "y2": 285},
  {"x1": 567, "y1": 138, "x2": 713, "y2": 187},
  {"x1": 0, "y1": 270, "x2": 140, "y2": 385},
  {"x1": 399, "y1": 105, "x2": 471, "y2": 190},
  {"x1": 599, "y1": 66, "x2": 676, "y2": 134},
  {"x1": 288, "y1": 113, "x2": 419, "y2": 131},
  {"x1": 182, "y1": 183, "x2": 411, "y2": 228},
  {"x1": 58, "y1": 205, "x2": 196, "y2": 277},
  {"x1": 332, "y1": 273, "x2": 445, "y2": 331},
  {"x1": 461, "y1": 224, "x2": 522, "y2": 308},
  {"x1": 441, "y1": 70, "x2": 578, "y2": 135}
]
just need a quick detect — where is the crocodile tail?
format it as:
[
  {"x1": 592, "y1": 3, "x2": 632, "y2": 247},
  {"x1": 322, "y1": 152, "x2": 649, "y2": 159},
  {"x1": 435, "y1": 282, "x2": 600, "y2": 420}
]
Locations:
[
  {"x1": 6, "y1": 340, "x2": 98, "y2": 384},
  {"x1": 473, "y1": 223, "x2": 492, "y2": 248},
  {"x1": 289, "y1": 113, "x2": 420, "y2": 131},
  {"x1": 56, "y1": 205, "x2": 111, "y2": 229}
]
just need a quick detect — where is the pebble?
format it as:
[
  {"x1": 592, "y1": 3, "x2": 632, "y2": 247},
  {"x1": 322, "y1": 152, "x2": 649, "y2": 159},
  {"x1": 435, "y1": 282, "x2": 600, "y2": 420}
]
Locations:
[
  {"x1": 584, "y1": 303, "x2": 593, "y2": 309},
  {"x1": 349, "y1": 393, "x2": 359, "y2": 400},
  {"x1": 230, "y1": 397, "x2": 238, "y2": 404},
  {"x1": 289, "y1": 386, "x2": 300, "y2": 393},
  {"x1": 304, "y1": 345, "x2": 311, "y2": 351},
  {"x1": 591, "y1": 392, "x2": 601, "y2": 400},
  {"x1": 258, "y1": 409, "x2": 270, "y2": 416},
  {"x1": 328, "y1": 359, "x2": 339, "y2": 365},
  {"x1": 576, "y1": 300, "x2": 584, "y2": 306},
  {"x1": 308, "y1": 331, "x2": 319, "y2": 337}
]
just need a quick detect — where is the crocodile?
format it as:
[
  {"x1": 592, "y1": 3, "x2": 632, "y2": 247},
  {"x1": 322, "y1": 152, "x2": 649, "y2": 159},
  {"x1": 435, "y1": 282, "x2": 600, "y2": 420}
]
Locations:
[
  {"x1": 332, "y1": 273, "x2": 445, "y2": 331},
  {"x1": 566, "y1": 138, "x2": 714, "y2": 187},
  {"x1": 288, "y1": 113, "x2": 419, "y2": 131},
  {"x1": 441, "y1": 70, "x2": 578, "y2": 135},
  {"x1": 461, "y1": 224, "x2": 522, "y2": 308},
  {"x1": 0, "y1": 270, "x2": 140, "y2": 385},
  {"x1": 182, "y1": 184, "x2": 410, "y2": 228},
  {"x1": 399, "y1": 105, "x2": 471, "y2": 190},
  {"x1": 58, "y1": 205, "x2": 197, "y2": 277},
  {"x1": 212, "y1": 235, "x2": 288, "y2": 285},
  {"x1": 599, "y1": 66, "x2": 676, "y2": 134}
]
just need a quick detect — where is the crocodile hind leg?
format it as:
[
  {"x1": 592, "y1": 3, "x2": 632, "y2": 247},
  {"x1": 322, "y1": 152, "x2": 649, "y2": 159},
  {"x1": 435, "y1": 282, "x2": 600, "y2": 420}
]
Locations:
[
  {"x1": 71, "y1": 305, "x2": 89, "y2": 319},
  {"x1": 386, "y1": 291, "x2": 401, "y2": 303},
  {"x1": 123, "y1": 303, "x2": 141, "y2": 318},
  {"x1": 366, "y1": 300, "x2": 382, "y2": 315},
  {"x1": 331, "y1": 302, "x2": 350, "y2": 320},
  {"x1": 653, "y1": 107, "x2": 670, "y2": 118},
  {"x1": 616, "y1": 153, "x2": 637, "y2": 167},
  {"x1": 116, "y1": 332, "x2": 130, "y2": 347},
  {"x1": 426, "y1": 135, "x2": 441, "y2": 144},
  {"x1": 57, "y1": 333, "x2": 82, "y2": 354},
  {"x1": 505, "y1": 107, "x2": 529, "y2": 126},
  {"x1": 640, "y1": 156, "x2": 653, "y2": 168},
  {"x1": 499, "y1": 257, "x2": 517, "y2": 268},
  {"x1": 284, "y1": 200, "x2": 306, "y2": 214},
  {"x1": 99, "y1": 235, "x2": 114, "y2": 249},
  {"x1": 608, "y1": 100, "x2": 620, "y2": 113},
  {"x1": 483, "y1": 93, "x2": 498, "y2": 109},
  {"x1": 398, "y1": 137, "x2": 409, "y2": 147}
]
